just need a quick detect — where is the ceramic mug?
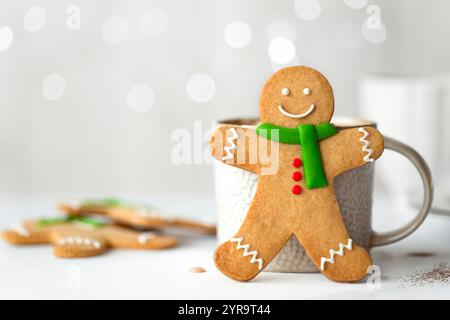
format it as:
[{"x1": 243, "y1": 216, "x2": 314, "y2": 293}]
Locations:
[{"x1": 214, "y1": 118, "x2": 433, "y2": 272}]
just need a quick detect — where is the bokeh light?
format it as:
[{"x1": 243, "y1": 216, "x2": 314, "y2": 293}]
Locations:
[
  {"x1": 344, "y1": 0, "x2": 368, "y2": 10},
  {"x1": 42, "y1": 73, "x2": 66, "y2": 101},
  {"x1": 224, "y1": 21, "x2": 252, "y2": 48},
  {"x1": 101, "y1": 17, "x2": 128, "y2": 44},
  {"x1": 127, "y1": 84, "x2": 155, "y2": 112},
  {"x1": 187, "y1": 74, "x2": 216, "y2": 103},
  {"x1": 24, "y1": 6, "x2": 47, "y2": 32},
  {"x1": 294, "y1": 0, "x2": 322, "y2": 21},
  {"x1": 0, "y1": 26, "x2": 13, "y2": 52},
  {"x1": 268, "y1": 37, "x2": 296, "y2": 64}
]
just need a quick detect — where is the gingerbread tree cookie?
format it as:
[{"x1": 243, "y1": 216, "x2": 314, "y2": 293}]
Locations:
[
  {"x1": 209, "y1": 66, "x2": 384, "y2": 282},
  {"x1": 2, "y1": 216, "x2": 177, "y2": 258}
]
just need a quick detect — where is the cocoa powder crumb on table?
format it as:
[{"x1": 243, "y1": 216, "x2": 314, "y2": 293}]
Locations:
[{"x1": 403, "y1": 263, "x2": 450, "y2": 286}]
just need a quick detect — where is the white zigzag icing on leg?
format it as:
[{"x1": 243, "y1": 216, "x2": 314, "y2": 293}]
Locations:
[
  {"x1": 320, "y1": 239, "x2": 353, "y2": 271},
  {"x1": 230, "y1": 237, "x2": 263, "y2": 270},
  {"x1": 358, "y1": 127, "x2": 375, "y2": 162},
  {"x1": 222, "y1": 128, "x2": 239, "y2": 160}
]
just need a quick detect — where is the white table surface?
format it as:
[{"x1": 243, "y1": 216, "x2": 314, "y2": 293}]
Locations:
[{"x1": 0, "y1": 194, "x2": 449, "y2": 300}]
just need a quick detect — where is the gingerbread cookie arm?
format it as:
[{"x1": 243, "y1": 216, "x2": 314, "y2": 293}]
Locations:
[
  {"x1": 210, "y1": 125, "x2": 269, "y2": 174},
  {"x1": 214, "y1": 192, "x2": 291, "y2": 281},
  {"x1": 170, "y1": 218, "x2": 216, "y2": 235},
  {"x1": 321, "y1": 126, "x2": 384, "y2": 179},
  {"x1": 2, "y1": 223, "x2": 49, "y2": 245},
  {"x1": 292, "y1": 188, "x2": 372, "y2": 282}
]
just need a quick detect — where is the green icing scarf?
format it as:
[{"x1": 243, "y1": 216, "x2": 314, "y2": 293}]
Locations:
[{"x1": 256, "y1": 122, "x2": 337, "y2": 189}]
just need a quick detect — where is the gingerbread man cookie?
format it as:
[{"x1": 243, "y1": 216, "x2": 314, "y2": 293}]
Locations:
[
  {"x1": 58, "y1": 198, "x2": 216, "y2": 235},
  {"x1": 2, "y1": 216, "x2": 177, "y2": 258},
  {"x1": 209, "y1": 66, "x2": 384, "y2": 282}
]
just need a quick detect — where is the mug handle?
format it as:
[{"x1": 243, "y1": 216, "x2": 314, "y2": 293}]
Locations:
[{"x1": 369, "y1": 136, "x2": 434, "y2": 247}]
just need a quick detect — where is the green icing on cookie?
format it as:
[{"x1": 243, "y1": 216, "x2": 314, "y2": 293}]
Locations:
[
  {"x1": 81, "y1": 197, "x2": 153, "y2": 212},
  {"x1": 81, "y1": 197, "x2": 125, "y2": 208},
  {"x1": 36, "y1": 216, "x2": 106, "y2": 229},
  {"x1": 36, "y1": 217, "x2": 67, "y2": 227}
]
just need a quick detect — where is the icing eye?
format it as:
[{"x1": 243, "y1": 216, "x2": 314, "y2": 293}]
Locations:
[
  {"x1": 281, "y1": 88, "x2": 290, "y2": 96},
  {"x1": 303, "y1": 88, "x2": 311, "y2": 96}
]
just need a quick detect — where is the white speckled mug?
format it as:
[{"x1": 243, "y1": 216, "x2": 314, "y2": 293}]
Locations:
[{"x1": 214, "y1": 118, "x2": 433, "y2": 272}]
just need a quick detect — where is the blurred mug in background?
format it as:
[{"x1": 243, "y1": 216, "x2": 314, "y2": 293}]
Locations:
[
  {"x1": 359, "y1": 74, "x2": 449, "y2": 211},
  {"x1": 439, "y1": 77, "x2": 450, "y2": 209}
]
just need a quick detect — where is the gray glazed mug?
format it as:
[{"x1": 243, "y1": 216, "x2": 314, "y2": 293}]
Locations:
[{"x1": 214, "y1": 118, "x2": 433, "y2": 272}]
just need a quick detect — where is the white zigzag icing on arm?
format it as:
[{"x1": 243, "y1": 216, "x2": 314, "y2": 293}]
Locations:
[
  {"x1": 222, "y1": 128, "x2": 239, "y2": 161},
  {"x1": 11, "y1": 224, "x2": 30, "y2": 237},
  {"x1": 230, "y1": 237, "x2": 263, "y2": 270},
  {"x1": 320, "y1": 239, "x2": 353, "y2": 271},
  {"x1": 358, "y1": 127, "x2": 375, "y2": 162}
]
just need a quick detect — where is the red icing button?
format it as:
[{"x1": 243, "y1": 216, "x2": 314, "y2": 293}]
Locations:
[
  {"x1": 292, "y1": 172, "x2": 302, "y2": 181},
  {"x1": 292, "y1": 185, "x2": 302, "y2": 195},
  {"x1": 292, "y1": 158, "x2": 302, "y2": 168}
]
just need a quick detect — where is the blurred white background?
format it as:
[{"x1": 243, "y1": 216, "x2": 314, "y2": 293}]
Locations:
[{"x1": 1, "y1": 0, "x2": 449, "y2": 205}]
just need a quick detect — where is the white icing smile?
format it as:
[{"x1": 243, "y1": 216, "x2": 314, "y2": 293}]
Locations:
[{"x1": 278, "y1": 104, "x2": 315, "y2": 118}]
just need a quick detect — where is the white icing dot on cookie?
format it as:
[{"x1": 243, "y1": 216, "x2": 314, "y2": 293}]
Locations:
[
  {"x1": 137, "y1": 209, "x2": 162, "y2": 220},
  {"x1": 59, "y1": 236, "x2": 102, "y2": 248},
  {"x1": 303, "y1": 87, "x2": 311, "y2": 95},
  {"x1": 137, "y1": 232, "x2": 156, "y2": 244},
  {"x1": 281, "y1": 88, "x2": 290, "y2": 96}
]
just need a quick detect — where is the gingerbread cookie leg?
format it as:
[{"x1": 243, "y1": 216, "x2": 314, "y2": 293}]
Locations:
[
  {"x1": 293, "y1": 188, "x2": 371, "y2": 282},
  {"x1": 52, "y1": 234, "x2": 107, "y2": 258},
  {"x1": 102, "y1": 226, "x2": 177, "y2": 250},
  {"x1": 215, "y1": 196, "x2": 291, "y2": 281}
]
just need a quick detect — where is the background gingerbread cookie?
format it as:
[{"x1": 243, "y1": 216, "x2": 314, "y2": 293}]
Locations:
[
  {"x1": 210, "y1": 66, "x2": 384, "y2": 282},
  {"x1": 58, "y1": 197, "x2": 216, "y2": 235},
  {"x1": 2, "y1": 216, "x2": 177, "y2": 258}
]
